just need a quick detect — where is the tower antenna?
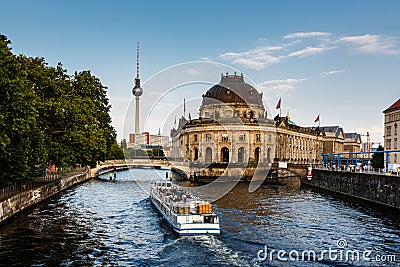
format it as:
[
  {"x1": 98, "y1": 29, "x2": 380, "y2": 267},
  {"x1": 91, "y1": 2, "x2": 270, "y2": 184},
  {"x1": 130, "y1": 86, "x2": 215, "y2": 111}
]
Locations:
[{"x1": 136, "y1": 42, "x2": 140, "y2": 79}]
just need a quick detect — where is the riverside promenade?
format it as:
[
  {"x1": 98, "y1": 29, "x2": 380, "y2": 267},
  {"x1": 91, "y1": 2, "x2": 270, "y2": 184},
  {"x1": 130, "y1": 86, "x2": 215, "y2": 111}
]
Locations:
[
  {"x1": 0, "y1": 167, "x2": 91, "y2": 224},
  {"x1": 0, "y1": 159, "x2": 185, "y2": 225}
]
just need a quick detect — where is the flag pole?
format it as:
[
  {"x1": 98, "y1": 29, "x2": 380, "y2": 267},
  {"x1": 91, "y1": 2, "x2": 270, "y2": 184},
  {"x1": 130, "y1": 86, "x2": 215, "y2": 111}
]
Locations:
[
  {"x1": 183, "y1": 98, "x2": 186, "y2": 119},
  {"x1": 280, "y1": 98, "x2": 282, "y2": 118}
]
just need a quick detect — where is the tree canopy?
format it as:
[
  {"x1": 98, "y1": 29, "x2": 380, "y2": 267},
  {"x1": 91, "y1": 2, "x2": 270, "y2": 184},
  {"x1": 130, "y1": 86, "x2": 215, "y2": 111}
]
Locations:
[
  {"x1": 0, "y1": 34, "x2": 118, "y2": 186},
  {"x1": 371, "y1": 145, "x2": 384, "y2": 169}
]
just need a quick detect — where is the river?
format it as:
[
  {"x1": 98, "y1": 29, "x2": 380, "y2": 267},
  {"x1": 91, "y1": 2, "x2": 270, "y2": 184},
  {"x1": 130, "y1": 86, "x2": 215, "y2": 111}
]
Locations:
[{"x1": 0, "y1": 168, "x2": 399, "y2": 266}]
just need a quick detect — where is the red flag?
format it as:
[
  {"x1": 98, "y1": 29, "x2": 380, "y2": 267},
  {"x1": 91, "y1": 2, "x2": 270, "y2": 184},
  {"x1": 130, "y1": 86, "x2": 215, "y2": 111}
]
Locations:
[
  {"x1": 276, "y1": 98, "x2": 281, "y2": 109},
  {"x1": 314, "y1": 114, "x2": 320, "y2": 123}
]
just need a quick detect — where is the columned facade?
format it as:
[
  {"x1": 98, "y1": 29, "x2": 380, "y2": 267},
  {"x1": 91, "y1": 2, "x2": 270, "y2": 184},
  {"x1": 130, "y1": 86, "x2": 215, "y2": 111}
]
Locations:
[{"x1": 170, "y1": 74, "x2": 323, "y2": 180}]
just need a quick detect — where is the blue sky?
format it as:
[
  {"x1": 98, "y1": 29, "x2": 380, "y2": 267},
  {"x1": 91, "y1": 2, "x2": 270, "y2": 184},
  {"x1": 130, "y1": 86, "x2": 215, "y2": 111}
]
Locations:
[{"x1": 2, "y1": 0, "x2": 400, "y2": 144}]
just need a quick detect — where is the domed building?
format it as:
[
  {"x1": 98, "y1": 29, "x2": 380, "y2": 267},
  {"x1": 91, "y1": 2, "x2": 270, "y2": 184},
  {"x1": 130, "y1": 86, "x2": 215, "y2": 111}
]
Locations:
[{"x1": 170, "y1": 73, "x2": 323, "y2": 180}]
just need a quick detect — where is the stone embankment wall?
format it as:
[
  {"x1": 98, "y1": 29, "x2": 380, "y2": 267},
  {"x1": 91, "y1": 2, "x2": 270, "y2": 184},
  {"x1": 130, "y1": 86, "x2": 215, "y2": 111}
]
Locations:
[
  {"x1": 305, "y1": 169, "x2": 400, "y2": 209},
  {"x1": 0, "y1": 170, "x2": 90, "y2": 224}
]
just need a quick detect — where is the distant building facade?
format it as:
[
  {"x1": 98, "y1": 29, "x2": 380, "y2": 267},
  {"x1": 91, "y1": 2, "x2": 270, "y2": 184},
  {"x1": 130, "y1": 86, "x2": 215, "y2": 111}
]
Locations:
[
  {"x1": 343, "y1": 133, "x2": 362, "y2": 158},
  {"x1": 128, "y1": 132, "x2": 170, "y2": 149},
  {"x1": 320, "y1": 126, "x2": 345, "y2": 155},
  {"x1": 384, "y1": 98, "x2": 400, "y2": 166}
]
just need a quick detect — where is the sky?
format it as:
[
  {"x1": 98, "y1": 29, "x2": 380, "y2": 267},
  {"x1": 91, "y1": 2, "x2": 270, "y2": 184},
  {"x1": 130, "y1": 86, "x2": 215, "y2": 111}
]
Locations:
[{"x1": 1, "y1": 0, "x2": 400, "y2": 144}]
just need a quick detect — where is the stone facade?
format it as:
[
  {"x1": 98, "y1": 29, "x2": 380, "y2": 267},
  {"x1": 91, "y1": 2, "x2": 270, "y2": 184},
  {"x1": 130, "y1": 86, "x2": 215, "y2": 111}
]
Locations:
[
  {"x1": 306, "y1": 169, "x2": 400, "y2": 209},
  {"x1": 384, "y1": 99, "x2": 400, "y2": 165},
  {"x1": 343, "y1": 132, "x2": 362, "y2": 158},
  {"x1": 170, "y1": 74, "x2": 322, "y2": 179},
  {"x1": 320, "y1": 126, "x2": 345, "y2": 155}
]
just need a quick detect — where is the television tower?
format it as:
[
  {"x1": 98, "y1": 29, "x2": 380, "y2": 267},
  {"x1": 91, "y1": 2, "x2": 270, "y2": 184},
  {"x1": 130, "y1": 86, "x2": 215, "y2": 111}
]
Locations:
[{"x1": 132, "y1": 42, "x2": 143, "y2": 134}]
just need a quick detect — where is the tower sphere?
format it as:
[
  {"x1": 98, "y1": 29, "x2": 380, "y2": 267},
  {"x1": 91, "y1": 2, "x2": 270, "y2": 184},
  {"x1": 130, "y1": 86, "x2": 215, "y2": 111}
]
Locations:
[{"x1": 132, "y1": 85, "x2": 143, "y2": 96}]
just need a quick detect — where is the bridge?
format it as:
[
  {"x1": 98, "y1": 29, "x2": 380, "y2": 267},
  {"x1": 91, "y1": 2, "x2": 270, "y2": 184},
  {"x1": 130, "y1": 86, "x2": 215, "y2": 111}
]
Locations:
[{"x1": 94, "y1": 159, "x2": 311, "y2": 183}]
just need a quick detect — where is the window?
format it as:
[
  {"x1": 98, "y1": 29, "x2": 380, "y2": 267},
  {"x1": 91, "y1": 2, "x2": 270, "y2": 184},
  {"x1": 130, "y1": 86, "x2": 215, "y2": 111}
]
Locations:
[
  {"x1": 222, "y1": 133, "x2": 229, "y2": 142},
  {"x1": 239, "y1": 134, "x2": 246, "y2": 142},
  {"x1": 395, "y1": 123, "x2": 398, "y2": 136},
  {"x1": 395, "y1": 138, "x2": 398, "y2": 149},
  {"x1": 206, "y1": 134, "x2": 211, "y2": 141},
  {"x1": 186, "y1": 136, "x2": 189, "y2": 144},
  {"x1": 395, "y1": 154, "x2": 397, "y2": 163},
  {"x1": 194, "y1": 134, "x2": 198, "y2": 142},
  {"x1": 387, "y1": 126, "x2": 392, "y2": 136},
  {"x1": 256, "y1": 134, "x2": 261, "y2": 142},
  {"x1": 386, "y1": 139, "x2": 392, "y2": 150}
]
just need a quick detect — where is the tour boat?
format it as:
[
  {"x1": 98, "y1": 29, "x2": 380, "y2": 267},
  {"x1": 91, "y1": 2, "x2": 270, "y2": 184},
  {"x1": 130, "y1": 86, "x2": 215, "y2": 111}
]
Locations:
[{"x1": 149, "y1": 181, "x2": 220, "y2": 236}]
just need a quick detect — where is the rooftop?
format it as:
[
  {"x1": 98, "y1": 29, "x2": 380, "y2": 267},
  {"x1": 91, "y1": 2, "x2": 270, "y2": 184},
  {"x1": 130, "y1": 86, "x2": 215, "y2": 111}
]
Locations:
[
  {"x1": 383, "y1": 98, "x2": 400, "y2": 113},
  {"x1": 201, "y1": 73, "x2": 263, "y2": 107}
]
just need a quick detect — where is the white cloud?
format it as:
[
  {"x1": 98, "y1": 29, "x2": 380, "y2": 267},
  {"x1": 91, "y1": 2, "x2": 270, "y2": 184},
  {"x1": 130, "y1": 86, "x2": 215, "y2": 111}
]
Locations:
[
  {"x1": 257, "y1": 78, "x2": 307, "y2": 93},
  {"x1": 353, "y1": 126, "x2": 384, "y2": 144},
  {"x1": 219, "y1": 44, "x2": 331, "y2": 70},
  {"x1": 219, "y1": 46, "x2": 283, "y2": 70},
  {"x1": 286, "y1": 45, "x2": 334, "y2": 58},
  {"x1": 339, "y1": 34, "x2": 400, "y2": 55},
  {"x1": 219, "y1": 32, "x2": 400, "y2": 70},
  {"x1": 283, "y1": 32, "x2": 331, "y2": 39},
  {"x1": 184, "y1": 68, "x2": 203, "y2": 76},
  {"x1": 321, "y1": 70, "x2": 345, "y2": 77},
  {"x1": 199, "y1": 57, "x2": 212, "y2": 62}
]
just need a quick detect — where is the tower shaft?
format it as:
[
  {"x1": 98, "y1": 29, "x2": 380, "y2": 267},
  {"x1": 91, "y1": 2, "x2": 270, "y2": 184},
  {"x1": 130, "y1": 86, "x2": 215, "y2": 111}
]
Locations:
[{"x1": 135, "y1": 96, "x2": 140, "y2": 134}]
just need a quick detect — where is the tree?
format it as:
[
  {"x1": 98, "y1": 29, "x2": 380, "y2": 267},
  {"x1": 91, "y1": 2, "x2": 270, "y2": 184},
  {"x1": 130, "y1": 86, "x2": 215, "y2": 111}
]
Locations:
[
  {"x1": 0, "y1": 35, "x2": 46, "y2": 185},
  {"x1": 0, "y1": 34, "x2": 118, "y2": 186},
  {"x1": 371, "y1": 145, "x2": 384, "y2": 169},
  {"x1": 107, "y1": 143, "x2": 124, "y2": 160}
]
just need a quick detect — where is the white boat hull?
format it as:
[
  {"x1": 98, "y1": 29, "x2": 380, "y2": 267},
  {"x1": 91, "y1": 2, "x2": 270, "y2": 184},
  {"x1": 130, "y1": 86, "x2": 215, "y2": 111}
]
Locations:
[{"x1": 149, "y1": 184, "x2": 220, "y2": 236}]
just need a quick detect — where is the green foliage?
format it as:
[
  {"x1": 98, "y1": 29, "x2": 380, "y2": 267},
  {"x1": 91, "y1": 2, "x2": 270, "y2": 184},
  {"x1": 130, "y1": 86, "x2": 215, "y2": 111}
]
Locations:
[
  {"x1": 107, "y1": 143, "x2": 124, "y2": 160},
  {"x1": 371, "y1": 145, "x2": 384, "y2": 169},
  {"x1": 152, "y1": 148, "x2": 164, "y2": 157},
  {"x1": 0, "y1": 34, "x2": 118, "y2": 186}
]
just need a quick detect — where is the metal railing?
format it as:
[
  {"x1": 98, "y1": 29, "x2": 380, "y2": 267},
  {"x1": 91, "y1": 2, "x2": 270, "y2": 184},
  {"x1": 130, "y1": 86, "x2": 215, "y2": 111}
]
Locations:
[
  {"x1": 0, "y1": 167, "x2": 88, "y2": 202},
  {"x1": 314, "y1": 166, "x2": 400, "y2": 177}
]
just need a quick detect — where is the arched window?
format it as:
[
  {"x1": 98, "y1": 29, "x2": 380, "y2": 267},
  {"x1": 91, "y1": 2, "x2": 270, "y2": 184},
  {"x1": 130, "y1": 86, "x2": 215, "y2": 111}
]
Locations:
[
  {"x1": 238, "y1": 147, "x2": 246, "y2": 162},
  {"x1": 205, "y1": 147, "x2": 212, "y2": 162},
  {"x1": 254, "y1": 147, "x2": 261, "y2": 162},
  {"x1": 221, "y1": 147, "x2": 229, "y2": 162},
  {"x1": 267, "y1": 148, "x2": 271, "y2": 162},
  {"x1": 194, "y1": 147, "x2": 199, "y2": 161}
]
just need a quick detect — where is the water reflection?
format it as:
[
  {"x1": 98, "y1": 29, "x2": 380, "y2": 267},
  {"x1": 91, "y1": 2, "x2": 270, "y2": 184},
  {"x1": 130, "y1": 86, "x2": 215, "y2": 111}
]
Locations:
[{"x1": 0, "y1": 168, "x2": 398, "y2": 266}]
